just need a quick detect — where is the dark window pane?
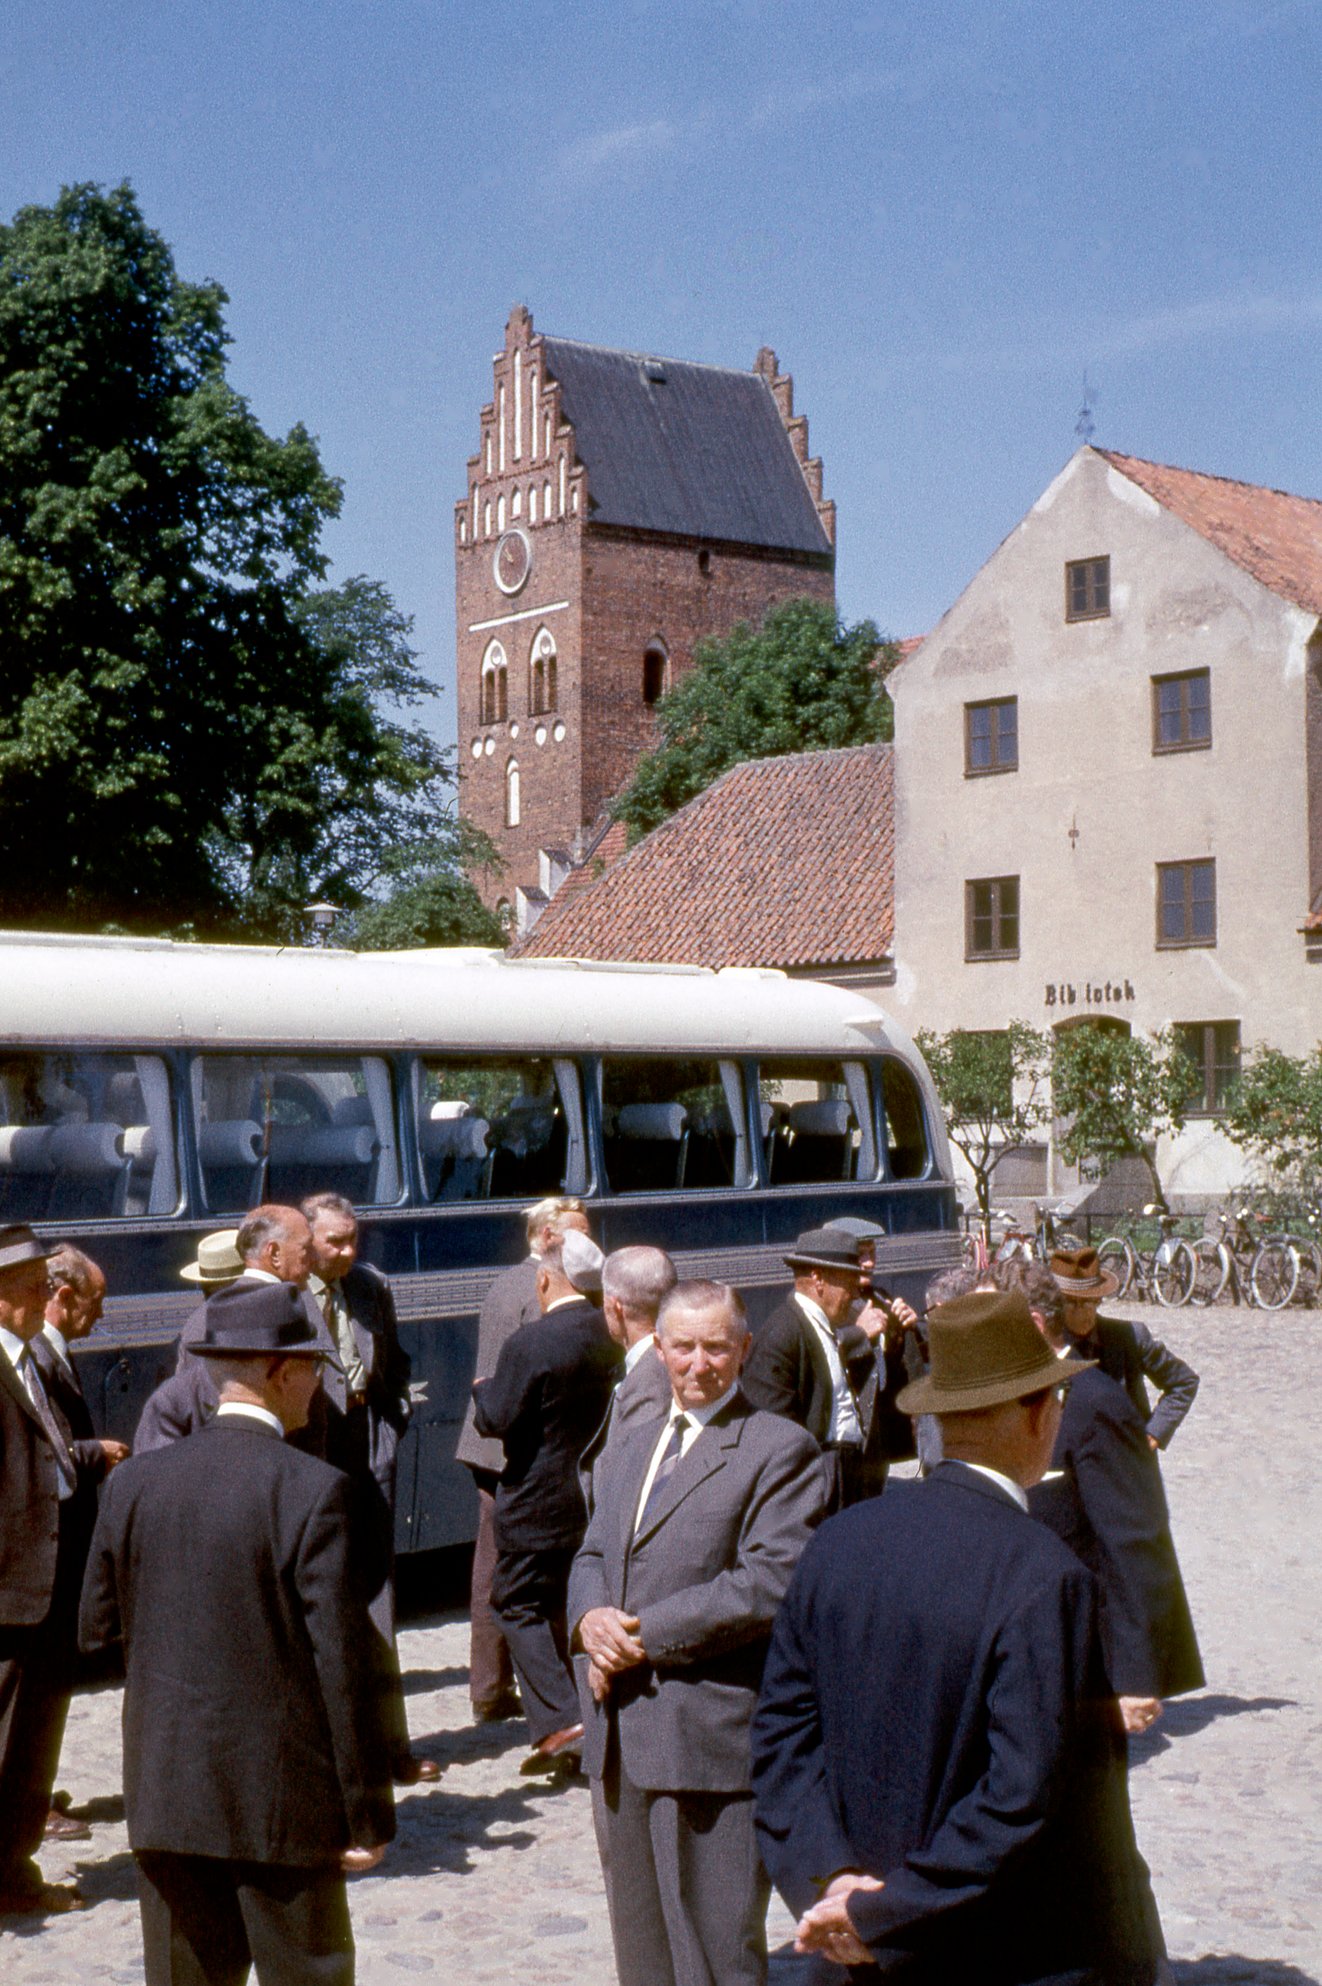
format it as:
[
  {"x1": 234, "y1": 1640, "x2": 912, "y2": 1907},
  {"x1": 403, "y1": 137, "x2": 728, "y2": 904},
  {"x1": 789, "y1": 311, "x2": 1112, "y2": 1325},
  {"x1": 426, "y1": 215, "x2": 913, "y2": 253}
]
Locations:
[
  {"x1": 1000, "y1": 881, "x2": 1020, "y2": 950},
  {"x1": 197, "y1": 1054, "x2": 399, "y2": 1212},
  {"x1": 760, "y1": 1058, "x2": 872, "y2": 1184},
  {"x1": 1187, "y1": 673, "x2": 1211, "y2": 738},
  {"x1": 603, "y1": 1057, "x2": 746, "y2": 1193},
  {"x1": 0, "y1": 1050, "x2": 177, "y2": 1222},
  {"x1": 968, "y1": 706, "x2": 992, "y2": 767},
  {"x1": 998, "y1": 701, "x2": 1018, "y2": 760},
  {"x1": 418, "y1": 1056, "x2": 578, "y2": 1203}
]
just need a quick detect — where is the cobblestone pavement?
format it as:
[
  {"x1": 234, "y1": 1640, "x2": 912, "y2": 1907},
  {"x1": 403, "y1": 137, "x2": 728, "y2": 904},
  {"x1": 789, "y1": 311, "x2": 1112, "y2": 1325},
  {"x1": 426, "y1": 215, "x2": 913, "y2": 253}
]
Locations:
[{"x1": 3, "y1": 1304, "x2": 1319, "y2": 1984}]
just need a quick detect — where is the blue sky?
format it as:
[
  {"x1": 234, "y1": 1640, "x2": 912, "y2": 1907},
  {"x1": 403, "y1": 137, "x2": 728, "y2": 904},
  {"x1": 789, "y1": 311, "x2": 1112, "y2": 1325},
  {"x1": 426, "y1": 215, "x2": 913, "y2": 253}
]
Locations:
[{"x1": 4, "y1": 0, "x2": 1322, "y2": 743}]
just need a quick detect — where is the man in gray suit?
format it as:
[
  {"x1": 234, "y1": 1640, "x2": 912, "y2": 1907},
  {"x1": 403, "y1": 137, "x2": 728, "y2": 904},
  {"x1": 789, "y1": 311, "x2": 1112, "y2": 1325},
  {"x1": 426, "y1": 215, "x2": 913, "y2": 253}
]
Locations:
[
  {"x1": 455, "y1": 1195, "x2": 589, "y2": 1721},
  {"x1": 569, "y1": 1280, "x2": 825, "y2": 1986},
  {"x1": 579, "y1": 1246, "x2": 677, "y2": 1515}
]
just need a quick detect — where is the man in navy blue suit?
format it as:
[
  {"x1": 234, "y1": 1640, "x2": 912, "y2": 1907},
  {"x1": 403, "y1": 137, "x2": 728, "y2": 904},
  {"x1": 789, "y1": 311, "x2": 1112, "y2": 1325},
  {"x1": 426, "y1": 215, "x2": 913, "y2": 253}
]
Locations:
[{"x1": 752, "y1": 1288, "x2": 1162, "y2": 1984}]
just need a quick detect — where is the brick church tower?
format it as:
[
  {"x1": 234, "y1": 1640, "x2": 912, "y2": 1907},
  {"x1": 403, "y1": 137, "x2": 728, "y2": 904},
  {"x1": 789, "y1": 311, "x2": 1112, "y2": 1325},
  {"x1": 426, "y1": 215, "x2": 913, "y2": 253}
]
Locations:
[{"x1": 455, "y1": 305, "x2": 836, "y2": 926}]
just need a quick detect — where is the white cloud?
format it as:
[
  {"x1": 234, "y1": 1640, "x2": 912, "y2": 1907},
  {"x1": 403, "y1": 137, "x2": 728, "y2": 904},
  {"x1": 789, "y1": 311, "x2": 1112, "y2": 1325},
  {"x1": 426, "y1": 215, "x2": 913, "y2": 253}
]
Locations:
[{"x1": 557, "y1": 118, "x2": 676, "y2": 175}]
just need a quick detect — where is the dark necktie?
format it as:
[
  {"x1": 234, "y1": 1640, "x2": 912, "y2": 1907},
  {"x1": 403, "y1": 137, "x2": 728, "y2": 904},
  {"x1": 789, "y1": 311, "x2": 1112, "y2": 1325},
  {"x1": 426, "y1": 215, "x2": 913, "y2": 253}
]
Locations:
[
  {"x1": 636, "y1": 1415, "x2": 690, "y2": 1531},
  {"x1": 18, "y1": 1344, "x2": 76, "y2": 1488}
]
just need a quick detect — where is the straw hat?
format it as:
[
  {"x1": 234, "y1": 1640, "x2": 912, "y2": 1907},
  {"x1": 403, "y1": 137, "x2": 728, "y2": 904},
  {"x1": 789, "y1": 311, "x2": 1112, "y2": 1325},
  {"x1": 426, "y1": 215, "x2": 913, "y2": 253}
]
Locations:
[
  {"x1": 0, "y1": 1224, "x2": 51, "y2": 1271},
  {"x1": 179, "y1": 1229, "x2": 244, "y2": 1286},
  {"x1": 897, "y1": 1288, "x2": 1094, "y2": 1416}
]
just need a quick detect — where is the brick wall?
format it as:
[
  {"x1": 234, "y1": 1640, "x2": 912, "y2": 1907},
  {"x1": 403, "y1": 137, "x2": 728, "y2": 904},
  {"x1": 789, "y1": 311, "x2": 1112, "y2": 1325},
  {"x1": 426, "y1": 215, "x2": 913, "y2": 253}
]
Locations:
[{"x1": 578, "y1": 528, "x2": 834, "y2": 824}]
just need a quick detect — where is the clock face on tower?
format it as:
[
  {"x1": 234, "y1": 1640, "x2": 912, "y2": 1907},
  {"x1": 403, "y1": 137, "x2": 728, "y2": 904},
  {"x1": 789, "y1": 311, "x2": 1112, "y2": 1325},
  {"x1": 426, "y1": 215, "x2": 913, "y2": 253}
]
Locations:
[{"x1": 493, "y1": 528, "x2": 532, "y2": 596}]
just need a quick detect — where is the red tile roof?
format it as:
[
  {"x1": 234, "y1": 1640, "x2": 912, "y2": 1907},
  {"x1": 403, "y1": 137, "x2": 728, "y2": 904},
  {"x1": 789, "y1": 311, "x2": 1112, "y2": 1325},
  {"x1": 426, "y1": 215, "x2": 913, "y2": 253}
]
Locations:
[
  {"x1": 513, "y1": 745, "x2": 894, "y2": 970},
  {"x1": 1098, "y1": 449, "x2": 1322, "y2": 616}
]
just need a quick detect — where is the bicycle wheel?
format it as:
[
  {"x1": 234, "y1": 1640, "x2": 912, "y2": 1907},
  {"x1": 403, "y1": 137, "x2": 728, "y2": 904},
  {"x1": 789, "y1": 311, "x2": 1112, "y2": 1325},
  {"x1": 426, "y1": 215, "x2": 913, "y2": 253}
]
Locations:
[
  {"x1": 1152, "y1": 1238, "x2": 1196, "y2": 1307},
  {"x1": 1249, "y1": 1239, "x2": 1298, "y2": 1310},
  {"x1": 1052, "y1": 1230, "x2": 1085, "y2": 1256},
  {"x1": 1188, "y1": 1238, "x2": 1230, "y2": 1307},
  {"x1": 1096, "y1": 1236, "x2": 1134, "y2": 1299}
]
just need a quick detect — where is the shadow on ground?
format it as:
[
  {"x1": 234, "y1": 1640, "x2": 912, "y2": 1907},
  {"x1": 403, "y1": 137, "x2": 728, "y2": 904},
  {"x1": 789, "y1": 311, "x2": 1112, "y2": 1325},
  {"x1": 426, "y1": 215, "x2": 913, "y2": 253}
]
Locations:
[
  {"x1": 368, "y1": 1774, "x2": 585, "y2": 1883},
  {"x1": 1173, "y1": 1961, "x2": 1319, "y2": 1985},
  {"x1": 1130, "y1": 1692, "x2": 1297, "y2": 1765},
  {"x1": 400, "y1": 1666, "x2": 469, "y2": 1698}
]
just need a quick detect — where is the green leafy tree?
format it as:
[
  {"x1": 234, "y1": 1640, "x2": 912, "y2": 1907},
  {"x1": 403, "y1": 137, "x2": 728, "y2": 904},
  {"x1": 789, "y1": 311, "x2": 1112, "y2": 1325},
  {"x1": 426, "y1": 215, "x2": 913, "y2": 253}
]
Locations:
[
  {"x1": 0, "y1": 181, "x2": 473, "y2": 943},
  {"x1": 348, "y1": 827, "x2": 504, "y2": 951},
  {"x1": 1050, "y1": 1026, "x2": 1189, "y2": 1209},
  {"x1": 1222, "y1": 1042, "x2": 1322, "y2": 1191},
  {"x1": 612, "y1": 598, "x2": 895, "y2": 841},
  {"x1": 915, "y1": 1023, "x2": 1050, "y2": 1239}
]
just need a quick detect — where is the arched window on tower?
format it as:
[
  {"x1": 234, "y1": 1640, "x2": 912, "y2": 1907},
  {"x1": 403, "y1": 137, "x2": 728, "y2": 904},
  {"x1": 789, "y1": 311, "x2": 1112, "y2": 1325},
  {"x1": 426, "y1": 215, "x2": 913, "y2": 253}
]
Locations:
[
  {"x1": 505, "y1": 759, "x2": 521, "y2": 828},
  {"x1": 482, "y1": 640, "x2": 508, "y2": 726},
  {"x1": 529, "y1": 627, "x2": 558, "y2": 715},
  {"x1": 642, "y1": 640, "x2": 670, "y2": 707}
]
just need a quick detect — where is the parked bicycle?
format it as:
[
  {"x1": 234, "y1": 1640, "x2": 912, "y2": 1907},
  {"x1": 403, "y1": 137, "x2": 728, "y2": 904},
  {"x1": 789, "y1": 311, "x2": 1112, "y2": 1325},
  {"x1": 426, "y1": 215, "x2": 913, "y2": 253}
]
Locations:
[
  {"x1": 1095, "y1": 1207, "x2": 1196, "y2": 1307},
  {"x1": 1189, "y1": 1206, "x2": 1298, "y2": 1310},
  {"x1": 992, "y1": 1201, "x2": 1086, "y2": 1265}
]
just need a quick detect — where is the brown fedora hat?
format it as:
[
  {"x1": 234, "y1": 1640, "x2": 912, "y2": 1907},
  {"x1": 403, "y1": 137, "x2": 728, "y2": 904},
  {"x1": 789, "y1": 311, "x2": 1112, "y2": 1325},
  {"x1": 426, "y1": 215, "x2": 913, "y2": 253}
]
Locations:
[
  {"x1": 1049, "y1": 1247, "x2": 1119, "y2": 1302},
  {"x1": 898, "y1": 1288, "x2": 1094, "y2": 1416}
]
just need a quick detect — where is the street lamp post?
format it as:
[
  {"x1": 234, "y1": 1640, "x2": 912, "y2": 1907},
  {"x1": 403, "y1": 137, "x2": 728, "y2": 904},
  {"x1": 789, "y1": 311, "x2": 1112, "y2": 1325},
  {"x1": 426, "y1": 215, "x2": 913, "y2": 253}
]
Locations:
[{"x1": 303, "y1": 900, "x2": 342, "y2": 948}]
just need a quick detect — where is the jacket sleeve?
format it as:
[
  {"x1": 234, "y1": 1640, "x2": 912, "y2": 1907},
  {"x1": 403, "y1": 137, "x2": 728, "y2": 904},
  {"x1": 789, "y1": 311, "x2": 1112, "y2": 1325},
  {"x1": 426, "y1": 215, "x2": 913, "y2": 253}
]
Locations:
[
  {"x1": 71, "y1": 1436, "x2": 110, "y2": 1482},
  {"x1": 566, "y1": 1488, "x2": 614, "y2": 1634},
  {"x1": 751, "y1": 1543, "x2": 860, "y2": 1916},
  {"x1": 634, "y1": 1429, "x2": 827, "y2": 1664},
  {"x1": 368, "y1": 1273, "x2": 413, "y2": 1436},
  {"x1": 1131, "y1": 1322, "x2": 1199, "y2": 1449},
  {"x1": 471, "y1": 1326, "x2": 537, "y2": 1440},
  {"x1": 1070, "y1": 1388, "x2": 1172, "y2": 1697},
  {"x1": 740, "y1": 1312, "x2": 810, "y2": 1427},
  {"x1": 77, "y1": 1476, "x2": 123, "y2": 1655},
  {"x1": 847, "y1": 1566, "x2": 1103, "y2": 1955},
  {"x1": 297, "y1": 1474, "x2": 397, "y2": 1850},
  {"x1": 133, "y1": 1366, "x2": 214, "y2": 1454}
]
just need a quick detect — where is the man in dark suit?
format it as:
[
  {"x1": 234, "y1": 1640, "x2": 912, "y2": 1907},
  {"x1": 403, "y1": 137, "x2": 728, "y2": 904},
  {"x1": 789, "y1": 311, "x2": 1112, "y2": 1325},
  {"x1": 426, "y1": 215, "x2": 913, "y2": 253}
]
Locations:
[
  {"x1": 570, "y1": 1279, "x2": 825, "y2": 1986},
  {"x1": 741, "y1": 1226, "x2": 917, "y2": 1510},
  {"x1": 456, "y1": 1194, "x2": 589, "y2": 1722},
  {"x1": 578, "y1": 1244, "x2": 677, "y2": 1515},
  {"x1": 301, "y1": 1192, "x2": 436, "y2": 1787},
  {"x1": 79, "y1": 1280, "x2": 395, "y2": 1986},
  {"x1": 31, "y1": 1243, "x2": 130, "y2": 1845},
  {"x1": 472, "y1": 1227, "x2": 618, "y2": 1771},
  {"x1": 1051, "y1": 1246, "x2": 1199, "y2": 1450},
  {"x1": 1007, "y1": 1258, "x2": 1203, "y2": 1732},
  {"x1": 752, "y1": 1288, "x2": 1162, "y2": 1984},
  {"x1": 0, "y1": 1225, "x2": 87, "y2": 1916}
]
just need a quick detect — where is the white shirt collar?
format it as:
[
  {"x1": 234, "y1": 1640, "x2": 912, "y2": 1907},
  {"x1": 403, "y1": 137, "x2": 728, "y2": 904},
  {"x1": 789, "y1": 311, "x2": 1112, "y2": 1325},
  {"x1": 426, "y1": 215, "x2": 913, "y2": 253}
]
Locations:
[
  {"x1": 624, "y1": 1334, "x2": 655, "y2": 1374},
  {"x1": 41, "y1": 1321, "x2": 73, "y2": 1370},
  {"x1": 544, "y1": 1292, "x2": 585, "y2": 1313},
  {"x1": 793, "y1": 1290, "x2": 836, "y2": 1337},
  {"x1": 667, "y1": 1380, "x2": 739, "y2": 1430},
  {"x1": 0, "y1": 1323, "x2": 29, "y2": 1370},
  {"x1": 215, "y1": 1401, "x2": 285, "y2": 1436},
  {"x1": 242, "y1": 1267, "x2": 281, "y2": 1286},
  {"x1": 956, "y1": 1460, "x2": 1028, "y2": 1512}
]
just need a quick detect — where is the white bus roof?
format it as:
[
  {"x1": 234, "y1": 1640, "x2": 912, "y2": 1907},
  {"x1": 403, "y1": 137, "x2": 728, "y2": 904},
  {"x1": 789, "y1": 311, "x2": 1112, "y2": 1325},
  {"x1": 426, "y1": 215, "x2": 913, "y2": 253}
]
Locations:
[{"x1": 0, "y1": 932, "x2": 919, "y2": 1063}]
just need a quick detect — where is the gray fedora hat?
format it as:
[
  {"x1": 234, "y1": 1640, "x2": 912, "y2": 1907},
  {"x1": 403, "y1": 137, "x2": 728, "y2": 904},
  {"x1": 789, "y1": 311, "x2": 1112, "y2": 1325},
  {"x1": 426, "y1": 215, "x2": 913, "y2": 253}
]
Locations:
[
  {"x1": 783, "y1": 1226, "x2": 864, "y2": 1274},
  {"x1": 189, "y1": 1281, "x2": 335, "y2": 1361},
  {"x1": 0, "y1": 1224, "x2": 51, "y2": 1272},
  {"x1": 897, "y1": 1288, "x2": 1094, "y2": 1416}
]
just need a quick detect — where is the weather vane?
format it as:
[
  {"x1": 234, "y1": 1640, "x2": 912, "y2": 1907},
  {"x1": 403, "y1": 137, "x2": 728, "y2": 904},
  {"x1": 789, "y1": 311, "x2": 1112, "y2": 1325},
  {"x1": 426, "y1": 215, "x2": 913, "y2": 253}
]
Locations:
[{"x1": 1075, "y1": 371, "x2": 1098, "y2": 443}]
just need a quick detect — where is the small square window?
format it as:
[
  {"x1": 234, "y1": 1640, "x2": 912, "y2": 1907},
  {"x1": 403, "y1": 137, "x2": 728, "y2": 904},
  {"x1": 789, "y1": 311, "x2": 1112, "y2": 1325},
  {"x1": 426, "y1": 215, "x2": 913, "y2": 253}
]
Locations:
[
  {"x1": 964, "y1": 698, "x2": 1018, "y2": 776},
  {"x1": 1156, "y1": 859, "x2": 1216, "y2": 948},
  {"x1": 1173, "y1": 1021, "x2": 1240, "y2": 1115},
  {"x1": 1152, "y1": 669, "x2": 1211, "y2": 752},
  {"x1": 1065, "y1": 556, "x2": 1110, "y2": 622},
  {"x1": 965, "y1": 877, "x2": 1020, "y2": 960}
]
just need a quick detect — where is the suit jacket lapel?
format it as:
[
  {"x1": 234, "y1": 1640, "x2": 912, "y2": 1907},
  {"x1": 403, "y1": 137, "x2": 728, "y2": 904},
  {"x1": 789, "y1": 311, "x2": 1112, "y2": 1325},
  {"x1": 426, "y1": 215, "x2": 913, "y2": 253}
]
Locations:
[
  {"x1": 627, "y1": 1410, "x2": 740, "y2": 1550},
  {"x1": 0, "y1": 1342, "x2": 51, "y2": 1437}
]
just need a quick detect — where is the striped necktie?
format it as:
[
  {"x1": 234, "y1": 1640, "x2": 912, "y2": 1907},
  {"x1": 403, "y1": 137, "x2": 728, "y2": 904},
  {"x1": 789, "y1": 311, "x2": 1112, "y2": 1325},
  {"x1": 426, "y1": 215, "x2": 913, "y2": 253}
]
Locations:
[{"x1": 636, "y1": 1415, "x2": 689, "y2": 1532}]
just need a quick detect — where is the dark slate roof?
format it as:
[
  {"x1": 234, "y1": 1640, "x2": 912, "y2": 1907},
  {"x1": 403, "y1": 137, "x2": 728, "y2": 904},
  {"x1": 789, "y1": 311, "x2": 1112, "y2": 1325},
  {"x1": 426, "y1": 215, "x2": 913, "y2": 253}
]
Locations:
[
  {"x1": 540, "y1": 337, "x2": 832, "y2": 556},
  {"x1": 513, "y1": 745, "x2": 893, "y2": 970}
]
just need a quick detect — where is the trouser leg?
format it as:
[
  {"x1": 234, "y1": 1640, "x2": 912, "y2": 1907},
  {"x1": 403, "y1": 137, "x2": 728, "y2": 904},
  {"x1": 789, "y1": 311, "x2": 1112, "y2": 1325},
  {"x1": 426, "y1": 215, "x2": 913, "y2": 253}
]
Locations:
[
  {"x1": 591, "y1": 1763, "x2": 677, "y2": 1986},
  {"x1": 489, "y1": 1546, "x2": 579, "y2": 1743},
  {"x1": 237, "y1": 1860, "x2": 355, "y2": 1986},
  {"x1": 648, "y1": 1788, "x2": 769, "y2": 1986},
  {"x1": 468, "y1": 1481, "x2": 516, "y2": 1711},
  {"x1": 0, "y1": 1622, "x2": 72, "y2": 1886},
  {"x1": 136, "y1": 1852, "x2": 250, "y2": 1986}
]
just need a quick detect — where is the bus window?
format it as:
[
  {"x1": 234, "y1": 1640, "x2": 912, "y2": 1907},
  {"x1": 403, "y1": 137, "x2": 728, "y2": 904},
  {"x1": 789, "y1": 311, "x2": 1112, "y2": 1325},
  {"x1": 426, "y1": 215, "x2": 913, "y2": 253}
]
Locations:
[
  {"x1": 415, "y1": 1057, "x2": 582, "y2": 1203},
  {"x1": 758, "y1": 1059, "x2": 877, "y2": 1184},
  {"x1": 881, "y1": 1058, "x2": 929, "y2": 1180},
  {"x1": 600, "y1": 1059, "x2": 748, "y2": 1193},
  {"x1": 0, "y1": 1051, "x2": 177, "y2": 1221},
  {"x1": 193, "y1": 1055, "x2": 399, "y2": 1212}
]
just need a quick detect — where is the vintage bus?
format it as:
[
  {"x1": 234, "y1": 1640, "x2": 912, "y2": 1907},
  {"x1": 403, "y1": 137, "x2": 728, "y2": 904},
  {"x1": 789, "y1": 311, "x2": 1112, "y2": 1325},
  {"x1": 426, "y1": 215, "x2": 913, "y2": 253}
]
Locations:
[{"x1": 0, "y1": 933, "x2": 959, "y2": 1553}]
